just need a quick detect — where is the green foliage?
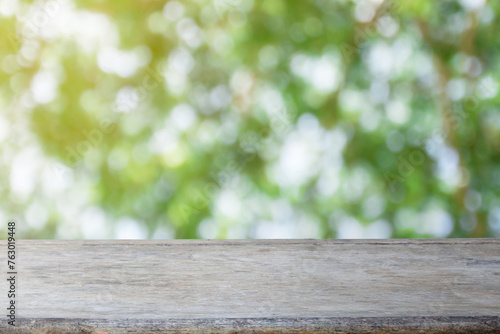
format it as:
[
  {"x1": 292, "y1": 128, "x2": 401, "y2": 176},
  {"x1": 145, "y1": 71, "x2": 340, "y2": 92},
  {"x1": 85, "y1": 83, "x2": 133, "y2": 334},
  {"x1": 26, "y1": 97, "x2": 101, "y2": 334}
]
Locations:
[{"x1": 0, "y1": 0, "x2": 499, "y2": 239}]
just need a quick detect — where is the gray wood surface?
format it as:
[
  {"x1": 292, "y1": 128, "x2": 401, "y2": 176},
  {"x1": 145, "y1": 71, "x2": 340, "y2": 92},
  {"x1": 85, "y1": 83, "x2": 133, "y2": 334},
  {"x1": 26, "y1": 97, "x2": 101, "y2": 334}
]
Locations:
[{"x1": 1, "y1": 239, "x2": 499, "y2": 333}]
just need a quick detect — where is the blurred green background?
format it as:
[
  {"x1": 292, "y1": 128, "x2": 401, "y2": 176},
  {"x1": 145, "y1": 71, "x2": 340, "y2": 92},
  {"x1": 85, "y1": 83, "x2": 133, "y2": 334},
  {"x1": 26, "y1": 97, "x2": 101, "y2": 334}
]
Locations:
[{"x1": 1, "y1": 0, "x2": 499, "y2": 239}]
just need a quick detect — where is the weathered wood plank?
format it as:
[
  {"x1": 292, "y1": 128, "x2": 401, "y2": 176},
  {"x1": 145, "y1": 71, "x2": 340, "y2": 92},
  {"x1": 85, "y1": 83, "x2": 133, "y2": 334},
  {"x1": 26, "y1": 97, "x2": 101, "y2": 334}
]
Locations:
[{"x1": 1, "y1": 239, "x2": 499, "y2": 333}]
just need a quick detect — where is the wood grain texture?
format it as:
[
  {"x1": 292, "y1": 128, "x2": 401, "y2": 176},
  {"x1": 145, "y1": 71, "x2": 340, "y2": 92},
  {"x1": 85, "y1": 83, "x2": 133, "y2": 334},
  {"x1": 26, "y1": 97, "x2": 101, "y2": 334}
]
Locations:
[{"x1": 0, "y1": 239, "x2": 499, "y2": 333}]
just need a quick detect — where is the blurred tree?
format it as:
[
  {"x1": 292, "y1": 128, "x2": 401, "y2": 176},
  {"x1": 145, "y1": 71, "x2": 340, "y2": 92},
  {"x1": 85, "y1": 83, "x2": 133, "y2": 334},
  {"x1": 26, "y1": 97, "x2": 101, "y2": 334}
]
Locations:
[{"x1": 0, "y1": 0, "x2": 499, "y2": 239}]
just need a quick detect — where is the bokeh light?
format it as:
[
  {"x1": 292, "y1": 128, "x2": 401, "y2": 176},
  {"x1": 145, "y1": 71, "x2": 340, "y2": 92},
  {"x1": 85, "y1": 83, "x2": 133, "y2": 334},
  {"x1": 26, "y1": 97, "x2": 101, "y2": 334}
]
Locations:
[{"x1": 0, "y1": 0, "x2": 499, "y2": 239}]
